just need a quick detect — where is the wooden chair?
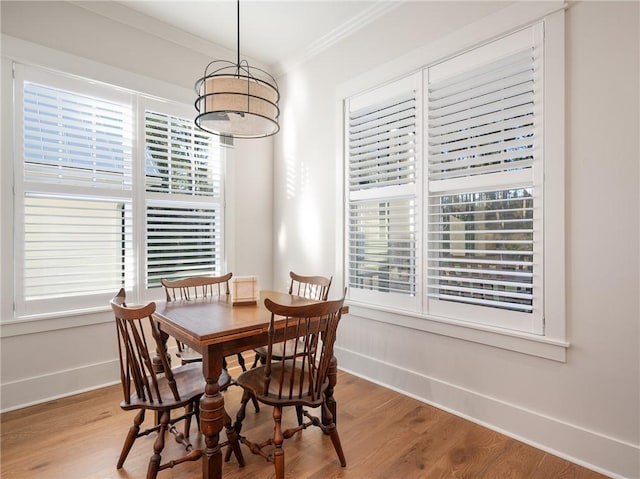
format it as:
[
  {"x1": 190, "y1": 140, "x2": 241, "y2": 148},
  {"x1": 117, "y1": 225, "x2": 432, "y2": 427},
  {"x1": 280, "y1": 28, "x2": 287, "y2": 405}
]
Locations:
[
  {"x1": 288, "y1": 271, "x2": 333, "y2": 301},
  {"x1": 110, "y1": 288, "x2": 244, "y2": 479},
  {"x1": 231, "y1": 295, "x2": 347, "y2": 479},
  {"x1": 161, "y1": 273, "x2": 246, "y2": 377},
  {"x1": 251, "y1": 271, "x2": 332, "y2": 368}
]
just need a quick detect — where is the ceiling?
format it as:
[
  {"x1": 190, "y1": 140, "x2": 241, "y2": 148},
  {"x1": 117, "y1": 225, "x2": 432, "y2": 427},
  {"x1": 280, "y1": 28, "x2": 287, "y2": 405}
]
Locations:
[{"x1": 113, "y1": 1, "x2": 402, "y2": 70}]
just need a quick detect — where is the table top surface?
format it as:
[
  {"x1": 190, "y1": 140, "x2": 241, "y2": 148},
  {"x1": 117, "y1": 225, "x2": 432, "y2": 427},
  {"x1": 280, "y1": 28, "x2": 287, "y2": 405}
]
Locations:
[{"x1": 153, "y1": 290, "x2": 319, "y2": 346}]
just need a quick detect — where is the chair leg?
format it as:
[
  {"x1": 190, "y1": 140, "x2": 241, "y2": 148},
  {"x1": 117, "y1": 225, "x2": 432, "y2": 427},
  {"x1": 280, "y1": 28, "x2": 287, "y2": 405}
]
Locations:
[
  {"x1": 322, "y1": 402, "x2": 346, "y2": 467},
  {"x1": 146, "y1": 410, "x2": 169, "y2": 479},
  {"x1": 251, "y1": 352, "x2": 267, "y2": 369},
  {"x1": 117, "y1": 408, "x2": 145, "y2": 468},
  {"x1": 251, "y1": 393, "x2": 260, "y2": 413},
  {"x1": 225, "y1": 389, "x2": 252, "y2": 463},
  {"x1": 183, "y1": 397, "x2": 201, "y2": 435},
  {"x1": 194, "y1": 399, "x2": 200, "y2": 431},
  {"x1": 236, "y1": 352, "x2": 247, "y2": 372},
  {"x1": 273, "y1": 406, "x2": 285, "y2": 479},
  {"x1": 224, "y1": 410, "x2": 245, "y2": 466},
  {"x1": 328, "y1": 428, "x2": 347, "y2": 467},
  {"x1": 184, "y1": 402, "x2": 193, "y2": 438},
  {"x1": 295, "y1": 405, "x2": 303, "y2": 426},
  {"x1": 234, "y1": 389, "x2": 252, "y2": 434},
  {"x1": 251, "y1": 353, "x2": 260, "y2": 369}
]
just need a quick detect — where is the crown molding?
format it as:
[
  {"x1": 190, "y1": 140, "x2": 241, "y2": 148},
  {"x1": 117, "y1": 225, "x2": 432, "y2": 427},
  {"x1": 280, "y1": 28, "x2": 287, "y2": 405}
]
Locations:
[
  {"x1": 274, "y1": 1, "x2": 404, "y2": 77},
  {"x1": 71, "y1": 0, "x2": 403, "y2": 79},
  {"x1": 70, "y1": 0, "x2": 271, "y2": 72}
]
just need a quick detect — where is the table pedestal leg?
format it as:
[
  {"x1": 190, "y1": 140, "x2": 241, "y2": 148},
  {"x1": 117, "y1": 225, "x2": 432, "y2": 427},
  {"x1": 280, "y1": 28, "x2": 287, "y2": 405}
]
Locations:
[{"x1": 200, "y1": 347, "x2": 224, "y2": 479}]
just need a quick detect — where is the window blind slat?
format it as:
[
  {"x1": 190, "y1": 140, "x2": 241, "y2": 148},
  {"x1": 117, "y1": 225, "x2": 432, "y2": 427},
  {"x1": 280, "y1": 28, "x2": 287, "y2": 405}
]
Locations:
[
  {"x1": 349, "y1": 138, "x2": 415, "y2": 161},
  {"x1": 428, "y1": 49, "x2": 533, "y2": 99},
  {"x1": 428, "y1": 103, "x2": 532, "y2": 138},
  {"x1": 350, "y1": 124, "x2": 416, "y2": 150},
  {"x1": 427, "y1": 292, "x2": 533, "y2": 312},
  {"x1": 429, "y1": 74, "x2": 533, "y2": 121},
  {"x1": 145, "y1": 203, "x2": 222, "y2": 287},
  {"x1": 350, "y1": 116, "x2": 416, "y2": 143},
  {"x1": 23, "y1": 82, "x2": 132, "y2": 191},
  {"x1": 429, "y1": 122, "x2": 533, "y2": 157},
  {"x1": 428, "y1": 92, "x2": 533, "y2": 130},
  {"x1": 429, "y1": 115, "x2": 534, "y2": 148},
  {"x1": 349, "y1": 94, "x2": 415, "y2": 123}
]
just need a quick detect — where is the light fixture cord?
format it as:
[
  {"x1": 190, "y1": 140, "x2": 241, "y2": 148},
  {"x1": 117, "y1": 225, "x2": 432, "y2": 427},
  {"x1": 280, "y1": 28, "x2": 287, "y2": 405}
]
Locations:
[{"x1": 236, "y1": 0, "x2": 240, "y2": 75}]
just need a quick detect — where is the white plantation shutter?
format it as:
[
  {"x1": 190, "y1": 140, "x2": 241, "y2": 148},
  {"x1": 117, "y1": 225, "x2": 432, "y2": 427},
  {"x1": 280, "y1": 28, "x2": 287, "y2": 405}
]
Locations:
[
  {"x1": 426, "y1": 26, "x2": 543, "y2": 332},
  {"x1": 13, "y1": 65, "x2": 229, "y2": 319},
  {"x1": 346, "y1": 74, "x2": 420, "y2": 308},
  {"x1": 349, "y1": 93, "x2": 417, "y2": 190},
  {"x1": 428, "y1": 49, "x2": 535, "y2": 182},
  {"x1": 143, "y1": 109, "x2": 224, "y2": 288},
  {"x1": 344, "y1": 25, "x2": 547, "y2": 334},
  {"x1": 146, "y1": 204, "x2": 221, "y2": 286},
  {"x1": 16, "y1": 67, "x2": 134, "y2": 316},
  {"x1": 348, "y1": 197, "x2": 417, "y2": 295},
  {"x1": 23, "y1": 82, "x2": 133, "y2": 189},
  {"x1": 23, "y1": 196, "x2": 133, "y2": 300},
  {"x1": 145, "y1": 111, "x2": 221, "y2": 197},
  {"x1": 427, "y1": 189, "x2": 534, "y2": 312}
]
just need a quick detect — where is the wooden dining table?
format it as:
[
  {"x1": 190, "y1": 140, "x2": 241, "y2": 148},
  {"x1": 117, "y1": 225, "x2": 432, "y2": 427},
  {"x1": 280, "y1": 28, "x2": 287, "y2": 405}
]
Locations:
[{"x1": 152, "y1": 290, "x2": 341, "y2": 479}]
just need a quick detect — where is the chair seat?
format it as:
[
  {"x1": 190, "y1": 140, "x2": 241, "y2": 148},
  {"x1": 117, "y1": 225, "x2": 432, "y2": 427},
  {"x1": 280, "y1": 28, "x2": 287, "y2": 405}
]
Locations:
[
  {"x1": 120, "y1": 363, "x2": 203, "y2": 410},
  {"x1": 253, "y1": 338, "x2": 307, "y2": 361},
  {"x1": 176, "y1": 346, "x2": 203, "y2": 363},
  {"x1": 120, "y1": 363, "x2": 230, "y2": 410},
  {"x1": 236, "y1": 360, "x2": 328, "y2": 408}
]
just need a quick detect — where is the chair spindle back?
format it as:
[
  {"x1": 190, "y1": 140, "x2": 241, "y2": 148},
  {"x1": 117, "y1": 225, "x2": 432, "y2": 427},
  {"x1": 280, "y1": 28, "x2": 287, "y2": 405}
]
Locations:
[
  {"x1": 111, "y1": 288, "x2": 179, "y2": 405},
  {"x1": 288, "y1": 271, "x2": 332, "y2": 301},
  {"x1": 161, "y1": 272, "x2": 232, "y2": 302},
  {"x1": 263, "y1": 297, "x2": 344, "y2": 404}
]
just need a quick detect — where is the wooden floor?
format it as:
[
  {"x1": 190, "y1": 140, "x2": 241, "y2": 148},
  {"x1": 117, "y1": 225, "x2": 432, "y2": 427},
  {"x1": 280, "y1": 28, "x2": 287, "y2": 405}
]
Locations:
[{"x1": 1, "y1": 358, "x2": 609, "y2": 479}]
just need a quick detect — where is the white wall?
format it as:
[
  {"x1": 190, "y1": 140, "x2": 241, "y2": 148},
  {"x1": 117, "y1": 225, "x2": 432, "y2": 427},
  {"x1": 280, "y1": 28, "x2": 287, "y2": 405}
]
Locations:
[
  {"x1": 1, "y1": 1, "x2": 638, "y2": 477},
  {"x1": 0, "y1": 1, "x2": 274, "y2": 410},
  {"x1": 273, "y1": 1, "x2": 639, "y2": 478}
]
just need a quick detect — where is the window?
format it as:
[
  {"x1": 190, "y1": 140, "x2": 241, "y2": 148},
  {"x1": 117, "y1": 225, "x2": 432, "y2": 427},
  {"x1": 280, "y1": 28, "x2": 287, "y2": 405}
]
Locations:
[
  {"x1": 13, "y1": 65, "x2": 227, "y2": 318},
  {"x1": 345, "y1": 24, "x2": 551, "y2": 335},
  {"x1": 143, "y1": 109, "x2": 224, "y2": 288},
  {"x1": 425, "y1": 26, "x2": 543, "y2": 333},
  {"x1": 346, "y1": 74, "x2": 421, "y2": 312}
]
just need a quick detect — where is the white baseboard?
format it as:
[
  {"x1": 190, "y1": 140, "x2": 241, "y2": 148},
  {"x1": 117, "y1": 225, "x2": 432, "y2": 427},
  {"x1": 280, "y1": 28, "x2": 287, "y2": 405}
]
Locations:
[
  {"x1": 0, "y1": 346, "x2": 185, "y2": 413},
  {"x1": 336, "y1": 346, "x2": 639, "y2": 479},
  {"x1": 0, "y1": 358, "x2": 120, "y2": 413}
]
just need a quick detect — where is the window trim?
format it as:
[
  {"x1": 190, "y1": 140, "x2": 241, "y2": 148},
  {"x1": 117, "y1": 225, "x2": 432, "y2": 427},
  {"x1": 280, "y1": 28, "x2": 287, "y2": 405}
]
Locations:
[
  {"x1": 0, "y1": 35, "x2": 230, "y2": 337},
  {"x1": 338, "y1": 5, "x2": 567, "y2": 361},
  {"x1": 348, "y1": 302, "x2": 568, "y2": 362},
  {"x1": 139, "y1": 99, "x2": 227, "y2": 295}
]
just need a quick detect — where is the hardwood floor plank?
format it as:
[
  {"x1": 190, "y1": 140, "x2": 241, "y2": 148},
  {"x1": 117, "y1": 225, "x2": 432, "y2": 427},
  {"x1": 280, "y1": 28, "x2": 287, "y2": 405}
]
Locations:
[
  {"x1": 531, "y1": 453, "x2": 610, "y2": 479},
  {"x1": 0, "y1": 366, "x2": 610, "y2": 479},
  {"x1": 476, "y1": 440, "x2": 545, "y2": 479}
]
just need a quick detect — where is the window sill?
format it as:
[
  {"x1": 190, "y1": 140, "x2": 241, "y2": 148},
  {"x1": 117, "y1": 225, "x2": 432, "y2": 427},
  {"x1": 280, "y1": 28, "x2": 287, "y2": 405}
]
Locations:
[
  {"x1": 347, "y1": 302, "x2": 569, "y2": 362},
  {"x1": 1, "y1": 307, "x2": 112, "y2": 338}
]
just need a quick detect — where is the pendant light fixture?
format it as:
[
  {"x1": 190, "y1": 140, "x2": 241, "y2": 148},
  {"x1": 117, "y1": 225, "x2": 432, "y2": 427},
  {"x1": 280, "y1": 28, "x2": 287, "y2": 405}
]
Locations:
[{"x1": 194, "y1": 0, "x2": 280, "y2": 139}]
